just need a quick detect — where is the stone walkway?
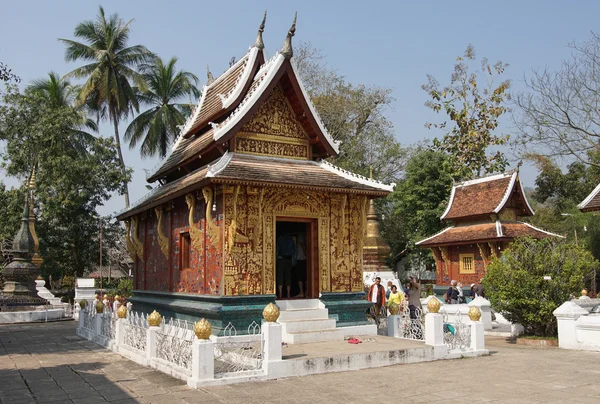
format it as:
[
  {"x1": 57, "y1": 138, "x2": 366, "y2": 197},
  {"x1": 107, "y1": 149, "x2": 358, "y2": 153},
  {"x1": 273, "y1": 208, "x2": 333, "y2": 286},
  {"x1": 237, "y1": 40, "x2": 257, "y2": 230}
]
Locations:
[{"x1": 1, "y1": 321, "x2": 599, "y2": 403}]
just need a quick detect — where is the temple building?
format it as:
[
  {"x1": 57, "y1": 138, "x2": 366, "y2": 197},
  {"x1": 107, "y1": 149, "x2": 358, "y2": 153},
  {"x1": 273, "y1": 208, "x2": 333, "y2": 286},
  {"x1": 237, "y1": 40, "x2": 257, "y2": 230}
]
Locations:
[
  {"x1": 416, "y1": 171, "x2": 561, "y2": 286},
  {"x1": 116, "y1": 14, "x2": 394, "y2": 334},
  {"x1": 578, "y1": 183, "x2": 600, "y2": 213}
]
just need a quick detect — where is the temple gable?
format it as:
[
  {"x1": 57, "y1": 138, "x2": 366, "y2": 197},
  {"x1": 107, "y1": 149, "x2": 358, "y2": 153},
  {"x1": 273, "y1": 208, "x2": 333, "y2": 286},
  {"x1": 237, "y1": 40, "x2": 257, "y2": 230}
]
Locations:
[{"x1": 235, "y1": 84, "x2": 310, "y2": 160}]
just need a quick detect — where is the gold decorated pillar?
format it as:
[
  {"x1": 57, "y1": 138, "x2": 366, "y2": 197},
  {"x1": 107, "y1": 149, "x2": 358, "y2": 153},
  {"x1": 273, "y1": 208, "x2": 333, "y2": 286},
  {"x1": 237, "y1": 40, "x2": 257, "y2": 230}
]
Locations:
[{"x1": 28, "y1": 168, "x2": 43, "y2": 268}]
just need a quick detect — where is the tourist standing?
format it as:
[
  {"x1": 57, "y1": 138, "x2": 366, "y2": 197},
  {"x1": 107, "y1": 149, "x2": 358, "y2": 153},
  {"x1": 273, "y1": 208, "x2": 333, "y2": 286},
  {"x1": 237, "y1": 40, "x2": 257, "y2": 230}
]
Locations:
[
  {"x1": 470, "y1": 283, "x2": 476, "y2": 300},
  {"x1": 387, "y1": 285, "x2": 404, "y2": 311},
  {"x1": 385, "y1": 281, "x2": 393, "y2": 299},
  {"x1": 474, "y1": 280, "x2": 485, "y2": 298},
  {"x1": 446, "y1": 280, "x2": 457, "y2": 304},
  {"x1": 294, "y1": 238, "x2": 306, "y2": 298},
  {"x1": 407, "y1": 276, "x2": 421, "y2": 319},
  {"x1": 450, "y1": 281, "x2": 459, "y2": 304},
  {"x1": 457, "y1": 282, "x2": 466, "y2": 303},
  {"x1": 368, "y1": 277, "x2": 386, "y2": 316}
]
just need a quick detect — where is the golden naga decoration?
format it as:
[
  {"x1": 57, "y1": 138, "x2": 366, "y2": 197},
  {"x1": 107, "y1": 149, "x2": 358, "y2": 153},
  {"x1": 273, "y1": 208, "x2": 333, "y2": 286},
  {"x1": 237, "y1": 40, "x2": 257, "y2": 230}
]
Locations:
[
  {"x1": 147, "y1": 310, "x2": 163, "y2": 327},
  {"x1": 427, "y1": 298, "x2": 441, "y2": 314},
  {"x1": 95, "y1": 301, "x2": 105, "y2": 313},
  {"x1": 79, "y1": 299, "x2": 87, "y2": 310},
  {"x1": 184, "y1": 194, "x2": 204, "y2": 254},
  {"x1": 131, "y1": 215, "x2": 144, "y2": 261},
  {"x1": 202, "y1": 187, "x2": 221, "y2": 248},
  {"x1": 477, "y1": 243, "x2": 490, "y2": 270},
  {"x1": 468, "y1": 306, "x2": 482, "y2": 322},
  {"x1": 117, "y1": 305, "x2": 128, "y2": 319},
  {"x1": 262, "y1": 302, "x2": 280, "y2": 322},
  {"x1": 194, "y1": 318, "x2": 212, "y2": 339},
  {"x1": 124, "y1": 220, "x2": 137, "y2": 262},
  {"x1": 154, "y1": 206, "x2": 170, "y2": 260}
]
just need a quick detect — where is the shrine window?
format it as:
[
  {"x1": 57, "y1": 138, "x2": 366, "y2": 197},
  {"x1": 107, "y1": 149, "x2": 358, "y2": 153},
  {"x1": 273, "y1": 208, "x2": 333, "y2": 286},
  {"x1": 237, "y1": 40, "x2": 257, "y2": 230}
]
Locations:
[
  {"x1": 180, "y1": 232, "x2": 191, "y2": 270},
  {"x1": 459, "y1": 254, "x2": 475, "y2": 274}
]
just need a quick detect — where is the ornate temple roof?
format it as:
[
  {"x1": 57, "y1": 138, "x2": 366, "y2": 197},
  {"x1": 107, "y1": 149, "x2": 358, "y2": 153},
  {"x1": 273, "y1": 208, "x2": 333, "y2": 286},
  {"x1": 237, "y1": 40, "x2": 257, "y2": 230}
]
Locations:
[
  {"x1": 118, "y1": 152, "x2": 393, "y2": 220},
  {"x1": 579, "y1": 182, "x2": 600, "y2": 212},
  {"x1": 416, "y1": 221, "x2": 563, "y2": 247},
  {"x1": 441, "y1": 172, "x2": 534, "y2": 221},
  {"x1": 146, "y1": 14, "x2": 340, "y2": 184}
]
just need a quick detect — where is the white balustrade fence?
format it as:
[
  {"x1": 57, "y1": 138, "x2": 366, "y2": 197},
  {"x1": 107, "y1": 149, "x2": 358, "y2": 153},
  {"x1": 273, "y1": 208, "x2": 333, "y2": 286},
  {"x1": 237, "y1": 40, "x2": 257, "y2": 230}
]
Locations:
[
  {"x1": 76, "y1": 307, "x2": 279, "y2": 388},
  {"x1": 554, "y1": 298, "x2": 600, "y2": 352}
]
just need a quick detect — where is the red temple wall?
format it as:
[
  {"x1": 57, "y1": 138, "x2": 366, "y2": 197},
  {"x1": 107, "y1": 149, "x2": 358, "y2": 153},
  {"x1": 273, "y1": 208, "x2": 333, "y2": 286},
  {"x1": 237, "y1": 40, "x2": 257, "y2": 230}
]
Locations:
[{"x1": 435, "y1": 244, "x2": 488, "y2": 286}]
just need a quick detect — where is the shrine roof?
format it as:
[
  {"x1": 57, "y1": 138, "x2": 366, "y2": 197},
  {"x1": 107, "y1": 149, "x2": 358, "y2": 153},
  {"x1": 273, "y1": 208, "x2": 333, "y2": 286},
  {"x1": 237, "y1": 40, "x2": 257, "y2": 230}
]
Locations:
[
  {"x1": 415, "y1": 221, "x2": 563, "y2": 247},
  {"x1": 578, "y1": 182, "x2": 600, "y2": 212},
  {"x1": 146, "y1": 23, "x2": 341, "y2": 184},
  {"x1": 441, "y1": 172, "x2": 534, "y2": 221},
  {"x1": 118, "y1": 152, "x2": 394, "y2": 220}
]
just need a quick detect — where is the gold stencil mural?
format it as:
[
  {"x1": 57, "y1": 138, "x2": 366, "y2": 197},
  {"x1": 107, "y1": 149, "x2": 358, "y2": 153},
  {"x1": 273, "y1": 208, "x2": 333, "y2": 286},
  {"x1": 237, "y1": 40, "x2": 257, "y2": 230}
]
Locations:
[
  {"x1": 184, "y1": 194, "x2": 203, "y2": 254},
  {"x1": 222, "y1": 186, "x2": 366, "y2": 296},
  {"x1": 235, "y1": 84, "x2": 310, "y2": 159},
  {"x1": 154, "y1": 206, "x2": 170, "y2": 260}
]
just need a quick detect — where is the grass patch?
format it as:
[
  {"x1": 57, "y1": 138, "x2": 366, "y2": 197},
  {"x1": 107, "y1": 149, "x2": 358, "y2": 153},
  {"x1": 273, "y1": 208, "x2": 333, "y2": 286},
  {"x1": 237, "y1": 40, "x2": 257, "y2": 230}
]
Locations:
[{"x1": 519, "y1": 335, "x2": 557, "y2": 340}]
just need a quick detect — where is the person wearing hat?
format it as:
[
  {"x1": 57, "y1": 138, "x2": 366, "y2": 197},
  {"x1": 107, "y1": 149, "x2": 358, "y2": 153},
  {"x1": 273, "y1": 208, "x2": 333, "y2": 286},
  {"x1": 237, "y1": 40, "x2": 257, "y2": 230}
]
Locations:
[{"x1": 469, "y1": 283, "x2": 476, "y2": 301}]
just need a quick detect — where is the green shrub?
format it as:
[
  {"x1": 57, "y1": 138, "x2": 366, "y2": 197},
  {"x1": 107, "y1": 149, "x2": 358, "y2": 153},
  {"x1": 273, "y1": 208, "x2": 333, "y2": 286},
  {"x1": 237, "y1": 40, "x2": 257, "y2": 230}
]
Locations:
[
  {"x1": 484, "y1": 237, "x2": 596, "y2": 337},
  {"x1": 117, "y1": 278, "x2": 133, "y2": 298}
]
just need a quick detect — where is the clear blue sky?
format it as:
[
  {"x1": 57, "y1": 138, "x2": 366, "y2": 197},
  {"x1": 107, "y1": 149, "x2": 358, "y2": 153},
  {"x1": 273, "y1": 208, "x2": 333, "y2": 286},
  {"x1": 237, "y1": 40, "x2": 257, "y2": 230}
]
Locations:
[{"x1": 1, "y1": 0, "x2": 599, "y2": 215}]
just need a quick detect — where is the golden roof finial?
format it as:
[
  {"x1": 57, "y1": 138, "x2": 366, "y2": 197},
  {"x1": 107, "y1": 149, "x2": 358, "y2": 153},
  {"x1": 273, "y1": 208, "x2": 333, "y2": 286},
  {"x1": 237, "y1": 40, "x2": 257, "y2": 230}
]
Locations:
[
  {"x1": 29, "y1": 166, "x2": 36, "y2": 190},
  {"x1": 280, "y1": 12, "x2": 297, "y2": 59},
  {"x1": 253, "y1": 11, "x2": 267, "y2": 50}
]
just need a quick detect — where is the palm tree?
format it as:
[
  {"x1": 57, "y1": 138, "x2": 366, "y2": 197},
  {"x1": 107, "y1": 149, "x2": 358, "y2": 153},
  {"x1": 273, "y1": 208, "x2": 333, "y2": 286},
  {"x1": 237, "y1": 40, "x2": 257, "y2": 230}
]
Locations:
[
  {"x1": 27, "y1": 71, "x2": 97, "y2": 153},
  {"x1": 125, "y1": 57, "x2": 200, "y2": 159},
  {"x1": 59, "y1": 6, "x2": 154, "y2": 207}
]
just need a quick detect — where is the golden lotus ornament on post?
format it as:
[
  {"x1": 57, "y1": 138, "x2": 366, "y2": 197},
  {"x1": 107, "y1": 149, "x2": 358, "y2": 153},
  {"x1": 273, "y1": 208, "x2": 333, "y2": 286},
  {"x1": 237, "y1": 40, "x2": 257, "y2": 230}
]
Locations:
[
  {"x1": 194, "y1": 318, "x2": 212, "y2": 339},
  {"x1": 427, "y1": 297, "x2": 441, "y2": 314},
  {"x1": 79, "y1": 299, "x2": 87, "y2": 310},
  {"x1": 114, "y1": 295, "x2": 120, "y2": 302},
  {"x1": 581, "y1": 289, "x2": 588, "y2": 297},
  {"x1": 388, "y1": 303, "x2": 400, "y2": 315},
  {"x1": 262, "y1": 302, "x2": 280, "y2": 322},
  {"x1": 95, "y1": 301, "x2": 104, "y2": 313},
  {"x1": 147, "y1": 310, "x2": 162, "y2": 327},
  {"x1": 468, "y1": 306, "x2": 482, "y2": 322},
  {"x1": 117, "y1": 305, "x2": 128, "y2": 319}
]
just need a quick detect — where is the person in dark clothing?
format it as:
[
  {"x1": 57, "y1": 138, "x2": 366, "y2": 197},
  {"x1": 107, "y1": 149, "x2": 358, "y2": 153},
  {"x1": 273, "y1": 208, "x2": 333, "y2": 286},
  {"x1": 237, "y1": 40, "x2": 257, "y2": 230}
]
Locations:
[
  {"x1": 276, "y1": 233, "x2": 296, "y2": 298},
  {"x1": 469, "y1": 283, "x2": 477, "y2": 300}
]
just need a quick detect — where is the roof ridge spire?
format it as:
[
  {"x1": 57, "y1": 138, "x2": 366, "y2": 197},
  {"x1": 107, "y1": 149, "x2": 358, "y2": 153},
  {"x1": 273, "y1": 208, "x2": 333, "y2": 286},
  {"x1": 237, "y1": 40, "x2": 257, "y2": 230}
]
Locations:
[
  {"x1": 206, "y1": 65, "x2": 214, "y2": 85},
  {"x1": 253, "y1": 11, "x2": 267, "y2": 49},
  {"x1": 280, "y1": 12, "x2": 297, "y2": 59}
]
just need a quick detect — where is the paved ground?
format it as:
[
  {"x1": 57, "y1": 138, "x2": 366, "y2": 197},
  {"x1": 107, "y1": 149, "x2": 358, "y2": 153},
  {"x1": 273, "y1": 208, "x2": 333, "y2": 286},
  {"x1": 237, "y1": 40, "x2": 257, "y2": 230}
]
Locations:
[{"x1": 1, "y1": 321, "x2": 599, "y2": 404}]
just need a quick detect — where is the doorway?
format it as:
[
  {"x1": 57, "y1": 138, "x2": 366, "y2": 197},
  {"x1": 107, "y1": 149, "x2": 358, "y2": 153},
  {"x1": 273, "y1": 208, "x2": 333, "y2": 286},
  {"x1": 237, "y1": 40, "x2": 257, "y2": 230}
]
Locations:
[{"x1": 275, "y1": 218, "x2": 315, "y2": 299}]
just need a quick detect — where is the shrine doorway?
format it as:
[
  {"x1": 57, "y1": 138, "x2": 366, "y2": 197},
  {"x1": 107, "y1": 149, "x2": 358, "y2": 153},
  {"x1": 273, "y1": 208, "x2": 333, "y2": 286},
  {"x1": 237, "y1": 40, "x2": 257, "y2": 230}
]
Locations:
[{"x1": 275, "y1": 218, "x2": 317, "y2": 299}]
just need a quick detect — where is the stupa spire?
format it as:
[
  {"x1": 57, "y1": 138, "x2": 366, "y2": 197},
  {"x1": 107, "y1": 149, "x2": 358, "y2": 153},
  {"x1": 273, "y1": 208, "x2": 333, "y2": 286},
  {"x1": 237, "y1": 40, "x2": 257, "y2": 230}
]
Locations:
[
  {"x1": 253, "y1": 11, "x2": 267, "y2": 49},
  {"x1": 280, "y1": 12, "x2": 297, "y2": 59}
]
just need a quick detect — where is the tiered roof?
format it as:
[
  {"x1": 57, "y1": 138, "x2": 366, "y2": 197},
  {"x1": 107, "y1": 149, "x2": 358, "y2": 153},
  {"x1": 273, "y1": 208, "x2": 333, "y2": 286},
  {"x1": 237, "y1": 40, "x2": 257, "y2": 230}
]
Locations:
[
  {"x1": 416, "y1": 171, "x2": 562, "y2": 247},
  {"x1": 146, "y1": 13, "x2": 340, "y2": 184},
  {"x1": 118, "y1": 13, "x2": 395, "y2": 220}
]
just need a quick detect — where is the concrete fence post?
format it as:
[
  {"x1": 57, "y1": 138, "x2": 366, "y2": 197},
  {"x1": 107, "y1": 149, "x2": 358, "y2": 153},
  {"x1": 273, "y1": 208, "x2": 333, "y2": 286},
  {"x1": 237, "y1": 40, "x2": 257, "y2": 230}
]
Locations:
[
  {"x1": 387, "y1": 315, "x2": 401, "y2": 338},
  {"x1": 146, "y1": 326, "x2": 160, "y2": 361},
  {"x1": 468, "y1": 297, "x2": 492, "y2": 330},
  {"x1": 188, "y1": 339, "x2": 215, "y2": 388},
  {"x1": 262, "y1": 321, "x2": 283, "y2": 367},
  {"x1": 114, "y1": 318, "x2": 124, "y2": 353},
  {"x1": 469, "y1": 320, "x2": 486, "y2": 353},
  {"x1": 553, "y1": 301, "x2": 588, "y2": 349},
  {"x1": 425, "y1": 312, "x2": 447, "y2": 359}
]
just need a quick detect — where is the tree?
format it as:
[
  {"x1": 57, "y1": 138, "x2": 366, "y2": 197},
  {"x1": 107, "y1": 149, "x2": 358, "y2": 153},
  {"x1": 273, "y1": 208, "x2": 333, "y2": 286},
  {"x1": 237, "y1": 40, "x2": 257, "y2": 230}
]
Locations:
[
  {"x1": 483, "y1": 237, "x2": 596, "y2": 336},
  {"x1": 423, "y1": 45, "x2": 511, "y2": 180},
  {"x1": 124, "y1": 57, "x2": 199, "y2": 158},
  {"x1": 0, "y1": 86, "x2": 130, "y2": 278},
  {"x1": 516, "y1": 32, "x2": 600, "y2": 168},
  {"x1": 0, "y1": 61, "x2": 20, "y2": 83},
  {"x1": 27, "y1": 71, "x2": 97, "y2": 152},
  {"x1": 60, "y1": 6, "x2": 154, "y2": 207},
  {"x1": 294, "y1": 42, "x2": 408, "y2": 183}
]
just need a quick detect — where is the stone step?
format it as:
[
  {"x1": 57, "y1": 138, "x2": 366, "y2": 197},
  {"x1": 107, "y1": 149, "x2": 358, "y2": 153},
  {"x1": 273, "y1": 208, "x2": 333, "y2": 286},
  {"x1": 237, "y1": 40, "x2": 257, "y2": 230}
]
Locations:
[
  {"x1": 283, "y1": 328, "x2": 344, "y2": 344},
  {"x1": 277, "y1": 299, "x2": 321, "y2": 311},
  {"x1": 278, "y1": 308, "x2": 329, "y2": 322},
  {"x1": 280, "y1": 318, "x2": 337, "y2": 333}
]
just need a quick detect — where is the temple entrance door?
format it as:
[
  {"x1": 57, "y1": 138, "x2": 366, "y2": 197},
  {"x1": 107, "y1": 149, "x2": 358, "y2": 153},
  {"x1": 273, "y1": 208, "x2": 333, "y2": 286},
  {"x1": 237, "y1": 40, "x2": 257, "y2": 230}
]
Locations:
[{"x1": 275, "y1": 218, "x2": 316, "y2": 299}]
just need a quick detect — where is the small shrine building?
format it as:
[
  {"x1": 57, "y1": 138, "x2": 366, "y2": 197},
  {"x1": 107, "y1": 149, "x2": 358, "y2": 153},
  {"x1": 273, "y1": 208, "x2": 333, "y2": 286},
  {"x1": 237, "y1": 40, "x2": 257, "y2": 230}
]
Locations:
[
  {"x1": 116, "y1": 15, "x2": 394, "y2": 330},
  {"x1": 416, "y1": 171, "x2": 561, "y2": 286},
  {"x1": 578, "y1": 183, "x2": 600, "y2": 213}
]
